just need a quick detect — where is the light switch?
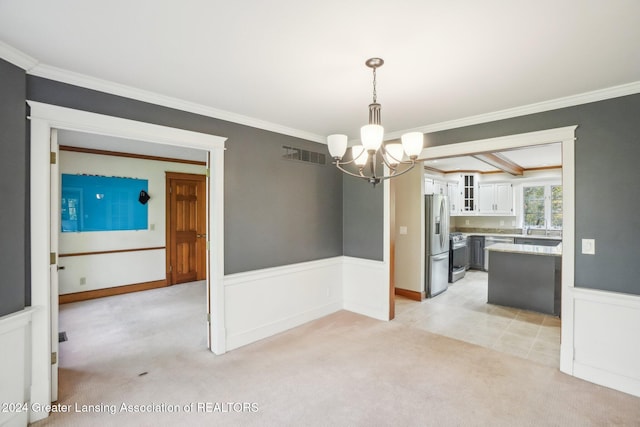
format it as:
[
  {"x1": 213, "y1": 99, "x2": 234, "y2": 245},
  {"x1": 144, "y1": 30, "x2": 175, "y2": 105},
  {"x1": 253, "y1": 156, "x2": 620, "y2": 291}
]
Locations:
[
  {"x1": 399, "y1": 226, "x2": 408, "y2": 235},
  {"x1": 582, "y1": 239, "x2": 595, "y2": 255}
]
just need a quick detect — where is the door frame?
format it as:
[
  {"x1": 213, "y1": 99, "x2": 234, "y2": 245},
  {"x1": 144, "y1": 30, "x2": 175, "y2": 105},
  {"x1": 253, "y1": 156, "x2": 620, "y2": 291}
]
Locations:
[
  {"x1": 165, "y1": 172, "x2": 207, "y2": 285},
  {"x1": 388, "y1": 125, "x2": 576, "y2": 371},
  {"x1": 28, "y1": 101, "x2": 226, "y2": 421}
]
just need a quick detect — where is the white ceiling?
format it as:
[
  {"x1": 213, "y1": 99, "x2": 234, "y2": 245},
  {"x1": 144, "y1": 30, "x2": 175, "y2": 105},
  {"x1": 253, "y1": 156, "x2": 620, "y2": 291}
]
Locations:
[
  {"x1": 2, "y1": 1, "x2": 640, "y2": 144},
  {"x1": 424, "y1": 143, "x2": 562, "y2": 173}
]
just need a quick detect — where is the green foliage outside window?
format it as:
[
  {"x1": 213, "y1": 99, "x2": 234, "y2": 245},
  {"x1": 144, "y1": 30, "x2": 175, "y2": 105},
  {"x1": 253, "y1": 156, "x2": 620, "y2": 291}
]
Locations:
[
  {"x1": 523, "y1": 184, "x2": 562, "y2": 229},
  {"x1": 524, "y1": 186, "x2": 545, "y2": 228},
  {"x1": 551, "y1": 185, "x2": 563, "y2": 228}
]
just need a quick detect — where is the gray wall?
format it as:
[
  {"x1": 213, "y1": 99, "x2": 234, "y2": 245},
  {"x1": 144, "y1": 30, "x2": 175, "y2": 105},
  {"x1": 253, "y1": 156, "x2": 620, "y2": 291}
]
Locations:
[
  {"x1": 342, "y1": 175, "x2": 383, "y2": 260},
  {"x1": 342, "y1": 93, "x2": 640, "y2": 295},
  {"x1": 0, "y1": 59, "x2": 27, "y2": 316},
  {"x1": 27, "y1": 77, "x2": 343, "y2": 275},
  {"x1": 424, "y1": 93, "x2": 640, "y2": 296}
]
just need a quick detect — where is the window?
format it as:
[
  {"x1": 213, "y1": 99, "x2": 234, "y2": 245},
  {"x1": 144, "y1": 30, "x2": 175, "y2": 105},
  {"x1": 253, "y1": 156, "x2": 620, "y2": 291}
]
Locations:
[
  {"x1": 550, "y1": 185, "x2": 563, "y2": 228},
  {"x1": 523, "y1": 184, "x2": 562, "y2": 229}
]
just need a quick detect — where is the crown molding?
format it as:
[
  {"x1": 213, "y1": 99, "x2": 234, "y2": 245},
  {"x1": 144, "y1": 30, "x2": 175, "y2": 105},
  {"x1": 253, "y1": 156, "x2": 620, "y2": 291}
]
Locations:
[
  {"x1": 0, "y1": 40, "x2": 38, "y2": 70},
  {"x1": 27, "y1": 63, "x2": 326, "y2": 144},
  {"x1": 8, "y1": 39, "x2": 639, "y2": 145},
  {"x1": 385, "y1": 80, "x2": 640, "y2": 141}
]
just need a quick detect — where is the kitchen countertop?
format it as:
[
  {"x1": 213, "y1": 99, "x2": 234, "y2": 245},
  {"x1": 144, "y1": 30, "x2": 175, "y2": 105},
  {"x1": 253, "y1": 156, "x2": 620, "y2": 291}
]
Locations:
[
  {"x1": 486, "y1": 242, "x2": 562, "y2": 256},
  {"x1": 460, "y1": 232, "x2": 562, "y2": 240}
]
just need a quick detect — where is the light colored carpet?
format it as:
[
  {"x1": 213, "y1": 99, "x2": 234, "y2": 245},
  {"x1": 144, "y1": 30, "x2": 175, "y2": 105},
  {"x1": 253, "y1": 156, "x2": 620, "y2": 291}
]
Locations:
[{"x1": 35, "y1": 282, "x2": 640, "y2": 426}]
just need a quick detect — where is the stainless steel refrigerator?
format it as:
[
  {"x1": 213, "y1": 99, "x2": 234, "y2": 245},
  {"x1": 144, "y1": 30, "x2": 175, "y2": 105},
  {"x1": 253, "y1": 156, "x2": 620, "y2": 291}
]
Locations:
[{"x1": 425, "y1": 194, "x2": 450, "y2": 297}]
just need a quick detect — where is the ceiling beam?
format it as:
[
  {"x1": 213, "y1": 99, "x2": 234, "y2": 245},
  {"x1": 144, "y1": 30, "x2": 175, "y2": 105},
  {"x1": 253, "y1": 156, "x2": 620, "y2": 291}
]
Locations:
[
  {"x1": 423, "y1": 165, "x2": 445, "y2": 174},
  {"x1": 472, "y1": 153, "x2": 524, "y2": 176}
]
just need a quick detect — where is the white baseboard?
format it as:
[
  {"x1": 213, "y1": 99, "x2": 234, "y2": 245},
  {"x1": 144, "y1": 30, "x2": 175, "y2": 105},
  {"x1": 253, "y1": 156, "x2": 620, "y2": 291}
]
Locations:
[
  {"x1": 342, "y1": 256, "x2": 389, "y2": 321},
  {"x1": 0, "y1": 308, "x2": 34, "y2": 426},
  {"x1": 568, "y1": 287, "x2": 640, "y2": 397},
  {"x1": 223, "y1": 257, "x2": 343, "y2": 351}
]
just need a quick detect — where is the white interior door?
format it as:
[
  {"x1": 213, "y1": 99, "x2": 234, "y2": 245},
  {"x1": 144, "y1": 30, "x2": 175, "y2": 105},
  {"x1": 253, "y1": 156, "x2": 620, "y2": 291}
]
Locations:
[{"x1": 50, "y1": 129, "x2": 59, "y2": 401}]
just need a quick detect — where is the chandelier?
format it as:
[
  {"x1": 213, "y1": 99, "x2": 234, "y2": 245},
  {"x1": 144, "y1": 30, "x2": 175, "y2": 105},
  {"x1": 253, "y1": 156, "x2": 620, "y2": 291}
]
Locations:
[{"x1": 327, "y1": 58, "x2": 424, "y2": 186}]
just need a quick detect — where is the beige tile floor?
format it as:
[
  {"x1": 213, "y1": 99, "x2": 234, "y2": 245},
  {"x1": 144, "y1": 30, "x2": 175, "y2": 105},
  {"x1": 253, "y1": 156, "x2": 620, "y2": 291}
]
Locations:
[{"x1": 394, "y1": 269, "x2": 561, "y2": 368}]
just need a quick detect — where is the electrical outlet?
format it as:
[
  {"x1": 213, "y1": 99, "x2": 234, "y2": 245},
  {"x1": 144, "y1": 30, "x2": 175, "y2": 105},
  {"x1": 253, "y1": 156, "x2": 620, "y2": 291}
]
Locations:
[
  {"x1": 582, "y1": 239, "x2": 595, "y2": 255},
  {"x1": 465, "y1": 220, "x2": 470, "y2": 225},
  {"x1": 499, "y1": 220, "x2": 505, "y2": 226},
  {"x1": 399, "y1": 226, "x2": 408, "y2": 235},
  {"x1": 511, "y1": 220, "x2": 516, "y2": 226},
  {"x1": 80, "y1": 277, "x2": 86, "y2": 285}
]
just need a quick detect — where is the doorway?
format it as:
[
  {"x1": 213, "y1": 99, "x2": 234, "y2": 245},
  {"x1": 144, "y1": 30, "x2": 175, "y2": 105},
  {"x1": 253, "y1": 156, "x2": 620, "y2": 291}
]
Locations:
[
  {"x1": 29, "y1": 101, "x2": 227, "y2": 419},
  {"x1": 388, "y1": 125, "x2": 576, "y2": 372},
  {"x1": 166, "y1": 172, "x2": 207, "y2": 285}
]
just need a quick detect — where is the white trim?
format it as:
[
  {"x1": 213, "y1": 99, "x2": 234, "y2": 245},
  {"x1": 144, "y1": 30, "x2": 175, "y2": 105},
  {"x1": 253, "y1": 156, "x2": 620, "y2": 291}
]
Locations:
[
  {"x1": 386, "y1": 82, "x2": 640, "y2": 141},
  {"x1": 418, "y1": 126, "x2": 577, "y2": 159},
  {"x1": 421, "y1": 125, "x2": 577, "y2": 376},
  {"x1": 223, "y1": 257, "x2": 343, "y2": 351},
  {"x1": 28, "y1": 63, "x2": 325, "y2": 144},
  {"x1": 28, "y1": 102, "x2": 226, "y2": 422},
  {"x1": 28, "y1": 64, "x2": 640, "y2": 147},
  {"x1": 0, "y1": 307, "x2": 36, "y2": 427},
  {"x1": 2, "y1": 42, "x2": 638, "y2": 144},
  {"x1": 560, "y1": 136, "x2": 576, "y2": 374},
  {"x1": 28, "y1": 101, "x2": 225, "y2": 151},
  {"x1": 569, "y1": 287, "x2": 640, "y2": 397},
  {"x1": 224, "y1": 257, "x2": 343, "y2": 285},
  {"x1": 0, "y1": 40, "x2": 39, "y2": 70},
  {"x1": 343, "y1": 257, "x2": 389, "y2": 321}
]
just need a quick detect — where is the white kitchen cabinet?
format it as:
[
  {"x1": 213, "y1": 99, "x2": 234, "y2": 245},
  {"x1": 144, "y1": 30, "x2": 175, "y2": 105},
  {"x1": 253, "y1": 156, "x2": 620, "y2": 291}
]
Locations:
[
  {"x1": 461, "y1": 174, "x2": 478, "y2": 214},
  {"x1": 424, "y1": 176, "x2": 445, "y2": 195},
  {"x1": 478, "y1": 183, "x2": 514, "y2": 215},
  {"x1": 447, "y1": 181, "x2": 460, "y2": 215}
]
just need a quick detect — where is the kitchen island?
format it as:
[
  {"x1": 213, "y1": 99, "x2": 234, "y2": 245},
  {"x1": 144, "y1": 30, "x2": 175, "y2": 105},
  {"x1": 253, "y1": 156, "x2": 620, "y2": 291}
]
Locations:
[{"x1": 486, "y1": 243, "x2": 562, "y2": 316}]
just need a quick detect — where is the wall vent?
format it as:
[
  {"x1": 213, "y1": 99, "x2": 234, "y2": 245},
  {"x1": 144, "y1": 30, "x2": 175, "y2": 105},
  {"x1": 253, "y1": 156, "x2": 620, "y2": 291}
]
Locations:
[{"x1": 282, "y1": 146, "x2": 327, "y2": 165}]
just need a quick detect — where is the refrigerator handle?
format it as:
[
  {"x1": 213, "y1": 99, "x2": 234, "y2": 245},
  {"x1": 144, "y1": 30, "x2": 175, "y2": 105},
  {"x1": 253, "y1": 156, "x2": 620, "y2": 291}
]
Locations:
[{"x1": 440, "y1": 197, "x2": 449, "y2": 248}]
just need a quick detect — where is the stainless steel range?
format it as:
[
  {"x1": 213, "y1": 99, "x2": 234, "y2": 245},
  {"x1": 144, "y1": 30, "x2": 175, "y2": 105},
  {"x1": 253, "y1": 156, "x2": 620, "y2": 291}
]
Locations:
[{"x1": 449, "y1": 232, "x2": 467, "y2": 283}]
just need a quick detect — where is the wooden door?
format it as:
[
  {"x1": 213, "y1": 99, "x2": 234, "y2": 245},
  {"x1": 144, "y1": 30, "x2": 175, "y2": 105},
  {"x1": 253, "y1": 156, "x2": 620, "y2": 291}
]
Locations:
[{"x1": 166, "y1": 173, "x2": 207, "y2": 285}]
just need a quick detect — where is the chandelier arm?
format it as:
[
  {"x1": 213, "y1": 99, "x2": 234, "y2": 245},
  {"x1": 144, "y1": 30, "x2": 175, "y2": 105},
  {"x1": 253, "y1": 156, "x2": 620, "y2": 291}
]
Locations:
[
  {"x1": 334, "y1": 162, "x2": 371, "y2": 180},
  {"x1": 333, "y1": 158, "x2": 359, "y2": 167},
  {"x1": 379, "y1": 153, "x2": 398, "y2": 172},
  {"x1": 375, "y1": 162, "x2": 417, "y2": 182},
  {"x1": 379, "y1": 144, "x2": 403, "y2": 165}
]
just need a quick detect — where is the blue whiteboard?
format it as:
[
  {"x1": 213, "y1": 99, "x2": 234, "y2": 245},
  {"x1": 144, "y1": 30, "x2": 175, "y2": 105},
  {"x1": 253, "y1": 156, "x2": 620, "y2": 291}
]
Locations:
[{"x1": 61, "y1": 174, "x2": 149, "y2": 232}]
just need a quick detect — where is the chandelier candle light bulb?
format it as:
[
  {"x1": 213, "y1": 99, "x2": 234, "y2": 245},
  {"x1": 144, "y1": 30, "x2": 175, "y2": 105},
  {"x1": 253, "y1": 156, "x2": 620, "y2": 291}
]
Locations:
[{"x1": 327, "y1": 58, "x2": 424, "y2": 186}]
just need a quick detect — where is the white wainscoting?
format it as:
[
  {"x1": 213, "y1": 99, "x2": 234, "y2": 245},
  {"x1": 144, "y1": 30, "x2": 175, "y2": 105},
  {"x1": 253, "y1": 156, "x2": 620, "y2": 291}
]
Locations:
[
  {"x1": 342, "y1": 256, "x2": 390, "y2": 321},
  {"x1": 0, "y1": 308, "x2": 35, "y2": 427},
  {"x1": 58, "y1": 249, "x2": 166, "y2": 294},
  {"x1": 567, "y1": 287, "x2": 640, "y2": 398},
  {"x1": 223, "y1": 257, "x2": 343, "y2": 351}
]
